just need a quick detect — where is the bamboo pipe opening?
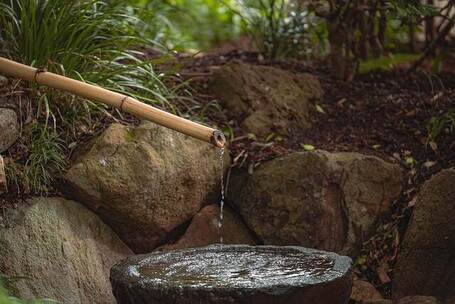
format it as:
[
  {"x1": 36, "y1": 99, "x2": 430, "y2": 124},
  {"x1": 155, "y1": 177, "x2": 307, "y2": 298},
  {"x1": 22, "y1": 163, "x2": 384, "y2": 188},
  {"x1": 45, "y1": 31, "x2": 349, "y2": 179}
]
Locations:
[
  {"x1": 212, "y1": 130, "x2": 226, "y2": 148},
  {"x1": 0, "y1": 57, "x2": 227, "y2": 148}
]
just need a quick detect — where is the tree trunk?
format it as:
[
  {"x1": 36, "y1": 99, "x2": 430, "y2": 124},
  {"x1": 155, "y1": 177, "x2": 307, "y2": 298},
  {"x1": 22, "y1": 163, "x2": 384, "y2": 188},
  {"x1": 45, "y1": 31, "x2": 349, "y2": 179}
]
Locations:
[
  {"x1": 409, "y1": 17, "x2": 417, "y2": 53},
  {"x1": 425, "y1": 0, "x2": 435, "y2": 47},
  {"x1": 368, "y1": 0, "x2": 383, "y2": 57},
  {"x1": 359, "y1": 0, "x2": 369, "y2": 59},
  {"x1": 378, "y1": 0, "x2": 386, "y2": 51}
]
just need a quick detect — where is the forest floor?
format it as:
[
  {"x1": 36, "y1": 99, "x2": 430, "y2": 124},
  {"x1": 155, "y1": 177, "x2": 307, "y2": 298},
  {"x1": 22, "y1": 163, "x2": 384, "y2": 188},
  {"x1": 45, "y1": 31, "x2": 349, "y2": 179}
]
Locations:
[{"x1": 181, "y1": 49, "x2": 455, "y2": 296}]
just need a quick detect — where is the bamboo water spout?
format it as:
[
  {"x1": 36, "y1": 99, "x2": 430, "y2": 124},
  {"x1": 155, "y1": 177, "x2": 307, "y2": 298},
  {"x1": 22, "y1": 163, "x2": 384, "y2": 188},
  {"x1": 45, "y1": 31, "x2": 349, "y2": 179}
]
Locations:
[{"x1": 0, "y1": 57, "x2": 226, "y2": 148}]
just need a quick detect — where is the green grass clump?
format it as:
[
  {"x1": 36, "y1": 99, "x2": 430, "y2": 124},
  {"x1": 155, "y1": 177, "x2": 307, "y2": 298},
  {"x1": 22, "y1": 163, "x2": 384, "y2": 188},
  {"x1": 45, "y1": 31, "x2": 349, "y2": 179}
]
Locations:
[
  {"x1": 0, "y1": 0, "x2": 194, "y2": 193},
  {"x1": 228, "y1": 0, "x2": 312, "y2": 60},
  {"x1": 428, "y1": 109, "x2": 455, "y2": 142},
  {"x1": 359, "y1": 53, "x2": 420, "y2": 74}
]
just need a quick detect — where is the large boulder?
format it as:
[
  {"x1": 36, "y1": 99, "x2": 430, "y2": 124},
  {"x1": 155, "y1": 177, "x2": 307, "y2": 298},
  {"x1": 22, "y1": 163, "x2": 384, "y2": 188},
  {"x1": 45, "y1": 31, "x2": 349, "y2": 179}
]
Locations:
[
  {"x1": 0, "y1": 197, "x2": 132, "y2": 304},
  {"x1": 211, "y1": 61, "x2": 323, "y2": 138},
  {"x1": 158, "y1": 204, "x2": 256, "y2": 251},
  {"x1": 351, "y1": 280, "x2": 383, "y2": 303},
  {"x1": 228, "y1": 150, "x2": 402, "y2": 255},
  {"x1": 396, "y1": 296, "x2": 440, "y2": 304},
  {"x1": 393, "y1": 169, "x2": 455, "y2": 301},
  {"x1": 0, "y1": 107, "x2": 19, "y2": 152},
  {"x1": 0, "y1": 75, "x2": 8, "y2": 88},
  {"x1": 61, "y1": 122, "x2": 229, "y2": 253}
]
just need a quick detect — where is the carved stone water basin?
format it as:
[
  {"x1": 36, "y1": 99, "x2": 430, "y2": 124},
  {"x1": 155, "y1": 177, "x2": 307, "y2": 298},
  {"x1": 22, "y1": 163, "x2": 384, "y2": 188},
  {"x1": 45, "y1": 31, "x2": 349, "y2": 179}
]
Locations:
[{"x1": 110, "y1": 245, "x2": 352, "y2": 304}]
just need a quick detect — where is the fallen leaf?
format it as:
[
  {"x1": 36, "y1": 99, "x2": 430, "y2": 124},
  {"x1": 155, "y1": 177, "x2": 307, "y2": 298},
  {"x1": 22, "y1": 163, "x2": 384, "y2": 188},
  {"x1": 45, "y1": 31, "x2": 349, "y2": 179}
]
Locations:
[{"x1": 300, "y1": 144, "x2": 315, "y2": 151}]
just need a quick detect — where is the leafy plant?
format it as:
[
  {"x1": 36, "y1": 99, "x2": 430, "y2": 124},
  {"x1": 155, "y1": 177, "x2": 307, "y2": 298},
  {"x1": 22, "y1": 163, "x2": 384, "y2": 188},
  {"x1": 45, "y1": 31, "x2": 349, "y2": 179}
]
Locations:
[
  {"x1": 0, "y1": 0, "x2": 194, "y2": 193},
  {"x1": 230, "y1": 0, "x2": 312, "y2": 60},
  {"x1": 134, "y1": 0, "x2": 244, "y2": 51},
  {"x1": 428, "y1": 109, "x2": 455, "y2": 142}
]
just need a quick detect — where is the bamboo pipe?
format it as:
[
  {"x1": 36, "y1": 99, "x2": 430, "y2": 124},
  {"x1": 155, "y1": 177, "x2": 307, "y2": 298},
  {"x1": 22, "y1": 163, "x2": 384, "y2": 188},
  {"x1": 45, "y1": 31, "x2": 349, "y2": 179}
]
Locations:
[{"x1": 0, "y1": 57, "x2": 226, "y2": 148}]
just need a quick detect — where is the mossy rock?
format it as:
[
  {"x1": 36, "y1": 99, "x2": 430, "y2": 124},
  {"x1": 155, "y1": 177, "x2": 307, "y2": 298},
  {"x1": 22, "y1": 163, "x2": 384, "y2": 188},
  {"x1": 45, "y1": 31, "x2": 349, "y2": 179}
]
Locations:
[
  {"x1": 393, "y1": 169, "x2": 455, "y2": 301},
  {"x1": 211, "y1": 61, "x2": 323, "y2": 138},
  {"x1": 228, "y1": 150, "x2": 402, "y2": 255},
  {"x1": 0, "y1": 197, "x2": 132, "y2": 303},
  {"x1": 61, "y1": 122, "x2": 230, "y2": 253}
]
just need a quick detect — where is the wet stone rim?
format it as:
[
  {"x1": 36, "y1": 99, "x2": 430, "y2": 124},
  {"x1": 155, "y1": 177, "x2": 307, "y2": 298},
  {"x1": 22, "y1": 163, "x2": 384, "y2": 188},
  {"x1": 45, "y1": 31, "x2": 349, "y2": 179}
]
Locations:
[{"x1": 110, "y1": 245, "x2": 352, "y2": 296}]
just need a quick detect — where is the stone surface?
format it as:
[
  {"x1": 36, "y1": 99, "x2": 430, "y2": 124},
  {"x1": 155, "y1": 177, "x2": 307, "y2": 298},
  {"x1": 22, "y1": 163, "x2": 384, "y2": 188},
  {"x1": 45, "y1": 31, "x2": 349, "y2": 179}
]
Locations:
[
  {"x1": 158, "y1": 204, "x2": 256, "y2": 251},
  {"x1": 211, "y1": 61, "x2": 323, "y2": 138},
  {"x1": 0, "y1": 75, "x2": 8, "y2": 88},
  {"x1": 396, "y1": 296, "x2": 440, "y2": 304},
  {"x1": 0, "y1": 197, "x2": 132, "y2": 304},
  {"x1": 351, "y1": 280, "x2": 383, "y2": 303},
  {"x1": 0, "y1": 108, "x2": 19, "y2": 152},
  {"x1": 111, "y1": 245, "x2": 353, "y2": 304},
  {"x1": 228, "y1": 150, "x2": 402, "y2": 255},
  {"x1": 393, "y1": 169, "x2": 455, "y2": 300},
  {"x1": 0, "y1": 155, "x2": 5, "y2": 194},
  {"x1": 61, "y1": 122, "x2": 229, "y2": 253}
]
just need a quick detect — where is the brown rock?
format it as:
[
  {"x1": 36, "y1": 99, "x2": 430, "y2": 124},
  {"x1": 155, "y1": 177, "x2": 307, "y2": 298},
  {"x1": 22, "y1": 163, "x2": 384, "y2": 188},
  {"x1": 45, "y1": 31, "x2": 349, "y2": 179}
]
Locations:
[
  {"x1": 393, "y1": 169, "x2": 455, "y2": 300},
  {"x1": 351, "y1": 280, "x2": 383, "y2": 303},
  {"x1": 396, "y1": 296, "x2": 440, "y2": 304},
  {"x1": 61, "y1": 122, "x2": 229, "y2": 253},
  {"x1": 159, "y1": 205, "x2": 256, "y2": 251},
  {"x1": 0, "y1": 155, "x2": 5, "y2": 194},
  {"x1": 229, "y1": 150, "x2": 402, "y2": 255},
  {"x1": 0, "y1": 75, "x2": 8, "y2": 88},
  {"x1": 0, "y1": 108, "x2": 19, "y2": 152},
  {"x1": 0, "y1": 197, "x2": 132, "y2": 303},
  {"x1": 211, "y1": 61, "x2": 323, "y2": 138}
]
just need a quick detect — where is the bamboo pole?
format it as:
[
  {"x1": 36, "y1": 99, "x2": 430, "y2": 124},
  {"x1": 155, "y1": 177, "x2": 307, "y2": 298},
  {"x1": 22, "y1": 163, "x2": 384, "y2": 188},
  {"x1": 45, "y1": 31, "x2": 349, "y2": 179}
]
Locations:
[{"x1": 0, "y1": 57, "x2": 226, "y2": 148}]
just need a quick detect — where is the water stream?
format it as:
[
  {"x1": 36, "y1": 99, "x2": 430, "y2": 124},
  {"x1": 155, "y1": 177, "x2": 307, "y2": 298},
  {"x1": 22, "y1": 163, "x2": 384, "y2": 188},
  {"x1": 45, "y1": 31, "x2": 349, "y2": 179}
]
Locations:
[{"x1": 218, "y1": 147, "x2": 225, "y2": 244}]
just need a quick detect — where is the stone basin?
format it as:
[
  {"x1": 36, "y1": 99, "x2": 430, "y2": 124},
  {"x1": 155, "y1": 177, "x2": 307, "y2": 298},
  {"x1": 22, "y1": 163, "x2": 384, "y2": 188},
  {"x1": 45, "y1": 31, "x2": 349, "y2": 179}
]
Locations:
[{"x1": 110, "y1": 245, "x2": 353, "y2": 304}]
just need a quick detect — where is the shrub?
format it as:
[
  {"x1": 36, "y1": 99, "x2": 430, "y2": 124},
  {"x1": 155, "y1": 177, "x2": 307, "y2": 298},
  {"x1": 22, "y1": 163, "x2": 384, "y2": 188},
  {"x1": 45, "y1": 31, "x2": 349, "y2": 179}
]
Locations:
[
  {"x1": 229, "y1": 0, "x2": 313, "y2": 60},
  {"x1": 0, "y1": 0, "x2": 190, "y2": 193},
  {"x1": 428, "y1": 109, "x2": 455, "y2": 142}
]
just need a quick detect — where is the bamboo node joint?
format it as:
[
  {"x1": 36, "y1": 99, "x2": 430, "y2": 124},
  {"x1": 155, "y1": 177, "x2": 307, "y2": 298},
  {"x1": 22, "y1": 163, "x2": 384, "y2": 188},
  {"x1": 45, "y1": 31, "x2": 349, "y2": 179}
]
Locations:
[
  {"x1": 119, "y1": 96, "x2": 128, "y2": 111},
  {"x1": 34, "y1": 67, "x2": 47, "y2": 83}
]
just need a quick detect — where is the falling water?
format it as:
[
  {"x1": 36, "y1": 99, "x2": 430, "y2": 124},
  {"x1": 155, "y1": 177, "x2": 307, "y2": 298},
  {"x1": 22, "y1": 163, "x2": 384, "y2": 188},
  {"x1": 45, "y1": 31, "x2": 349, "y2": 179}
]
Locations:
[{"x1": 218, "y1": 147, "x2": 225, "y2": 244}]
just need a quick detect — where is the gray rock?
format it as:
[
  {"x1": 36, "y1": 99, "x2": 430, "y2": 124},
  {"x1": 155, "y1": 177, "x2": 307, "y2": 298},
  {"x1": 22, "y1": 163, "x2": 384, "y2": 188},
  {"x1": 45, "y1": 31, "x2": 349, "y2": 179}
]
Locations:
[
  {"x1": 0, "y1": 75, "x2": 8, "y2": 88},
  {"x1": 228, "y1": 150, "x2": 402, "y2": 255},
  {"x1": 211, "y1": 61, "x2": 323, "y2": 138},
  {"x1": 0, "y1": 108, "x2": 19, "y2": 152},
  {"x1": 61, "y1": 122, "x2": 230, "y2": 253},
  {"x1": 111, "y1": 245, "x2": 353, "y2": 304},
  {"x1": 0, "y1": 197, "x2": 132, "y2": 304},
  {"x1": 393, "y1": 169, "x2": 455, "y2": 300}
]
